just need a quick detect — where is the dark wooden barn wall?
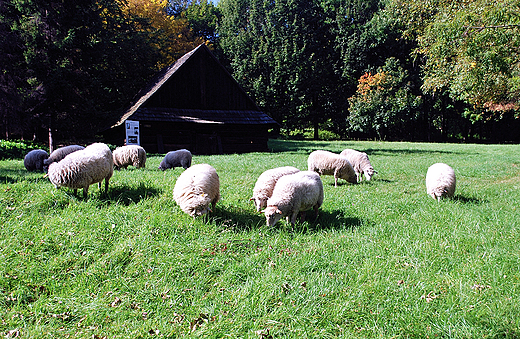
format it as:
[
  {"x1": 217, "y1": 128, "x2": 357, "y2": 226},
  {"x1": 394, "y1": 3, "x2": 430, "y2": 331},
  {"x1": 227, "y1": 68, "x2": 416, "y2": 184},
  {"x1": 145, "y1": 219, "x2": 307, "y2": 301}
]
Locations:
[
  {"x1": 105, "y1": 122, "x2": 271, "y2": 155},
  {"x1": 145, "y1": 51, "x2": 257, "y2": 111}
]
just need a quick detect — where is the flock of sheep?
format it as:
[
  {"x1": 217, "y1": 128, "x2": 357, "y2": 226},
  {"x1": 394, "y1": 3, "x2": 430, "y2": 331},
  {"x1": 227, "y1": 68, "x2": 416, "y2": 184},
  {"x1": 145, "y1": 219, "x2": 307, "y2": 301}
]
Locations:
[{"x1": 23, "y1": 143, "x2": 456, "y2": 226}]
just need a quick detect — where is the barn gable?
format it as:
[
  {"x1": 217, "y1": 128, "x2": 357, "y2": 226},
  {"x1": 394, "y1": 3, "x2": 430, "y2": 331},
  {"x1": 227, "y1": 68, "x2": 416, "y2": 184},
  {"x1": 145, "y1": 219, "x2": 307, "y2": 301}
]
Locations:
[{"x1": 105, "y1": 44, "x2": 278, "y2": 154}]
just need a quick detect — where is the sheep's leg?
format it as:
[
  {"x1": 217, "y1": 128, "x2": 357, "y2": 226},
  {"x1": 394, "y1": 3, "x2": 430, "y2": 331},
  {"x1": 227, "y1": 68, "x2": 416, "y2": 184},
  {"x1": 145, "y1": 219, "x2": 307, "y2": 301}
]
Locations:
[
  {"x1": 83, "y1": 186, "x2": 89, "y2": 198},
  {"x1": 299, "y1": 211, "x2": 307, "y2": 223},
  {"x1": 105, "y1": 178, "x2": 110, "y2": 193},
  {"x1": 290, "y1": 211, "x2": 299, "y2": 225}
]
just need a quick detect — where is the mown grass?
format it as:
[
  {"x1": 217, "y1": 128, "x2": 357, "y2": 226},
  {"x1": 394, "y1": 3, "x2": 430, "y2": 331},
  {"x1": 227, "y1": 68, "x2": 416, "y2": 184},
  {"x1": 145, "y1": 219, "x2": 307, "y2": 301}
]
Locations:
[{"x1": 1, "y1": 139, "x2": 519, "y2": 338}]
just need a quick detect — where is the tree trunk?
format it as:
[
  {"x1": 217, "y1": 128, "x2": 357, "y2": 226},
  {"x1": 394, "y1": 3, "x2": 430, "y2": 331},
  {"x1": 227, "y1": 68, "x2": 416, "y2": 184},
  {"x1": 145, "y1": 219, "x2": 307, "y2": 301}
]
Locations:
[{"x1": 48, "y1": 114, "x2": 54, "y2": 153}]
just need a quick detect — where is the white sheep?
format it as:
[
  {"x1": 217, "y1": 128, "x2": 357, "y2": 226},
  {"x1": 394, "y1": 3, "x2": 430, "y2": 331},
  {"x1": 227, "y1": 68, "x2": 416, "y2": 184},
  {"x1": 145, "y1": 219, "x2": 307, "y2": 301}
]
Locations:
[
  {"x1": 426, "y1": 163, "x2": 456, "y2": 201},
  {"x1": 159, "y1": 149, "x2": 192, "y2": 171},
  {"x1": 47, "y1": 143, "x2": 113, "y2": 197},
  {"x1": 250, "y1": 166, "x2": 300, "y2": 212},
  {"x1": 113, "y1": 145, "x2": 146, "y2": 169},
  {"x1": 24, "y1": 149, "x2": 49, "y2": 172},
  {"x1": 307, "y1": 150, "x2": 357, "y2": 186},
  {"x1": 173, "y1": 163, "x2": 220, "y2": 217},
  {"x1": 262, "y1": 171, "x2": 324, "y2": 227},
  {"x1": 339, "y1": 148, "x2": 377, "y2": 182}
]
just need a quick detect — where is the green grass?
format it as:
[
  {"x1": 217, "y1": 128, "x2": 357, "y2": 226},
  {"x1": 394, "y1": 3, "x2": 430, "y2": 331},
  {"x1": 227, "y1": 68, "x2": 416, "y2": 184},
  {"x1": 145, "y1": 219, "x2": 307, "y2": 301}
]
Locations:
[{"x1": 1, "y1": 139, "x2": 520, "y2": 338}]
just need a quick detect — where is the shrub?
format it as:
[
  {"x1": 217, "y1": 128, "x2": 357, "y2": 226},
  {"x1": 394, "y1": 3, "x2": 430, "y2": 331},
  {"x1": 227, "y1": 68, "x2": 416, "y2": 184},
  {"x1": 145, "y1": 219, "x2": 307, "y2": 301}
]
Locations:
[{"x1": 0, "y1": 140, "x2": 48, "y2": 160}]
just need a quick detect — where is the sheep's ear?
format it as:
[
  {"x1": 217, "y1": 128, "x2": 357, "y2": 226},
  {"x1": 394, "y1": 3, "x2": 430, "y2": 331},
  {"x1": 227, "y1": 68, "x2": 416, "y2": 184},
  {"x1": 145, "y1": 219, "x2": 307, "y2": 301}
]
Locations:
[{"x1": 275, "y1": 208, "x2": 282, "y2": 215}]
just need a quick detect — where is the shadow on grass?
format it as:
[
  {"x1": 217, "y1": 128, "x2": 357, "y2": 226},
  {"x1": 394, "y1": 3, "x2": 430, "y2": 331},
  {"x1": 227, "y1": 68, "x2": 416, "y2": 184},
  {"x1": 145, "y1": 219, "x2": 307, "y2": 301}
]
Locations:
[
  {"x1": 269, "y1": 140, "x2": 338, "y2": 154},
  {"x1": 268, "y1": 140, "x2": 470, "y2": 156},
  {"x1": 304, "y1": 210, "x2": 362, "y2": 232},
  {"x1": 57, "y1": 183, "x2": 162, "y2": 205},
  {"x1": 453, "y1": 195, "x2": 486, "y2": 204},
  {"x1": 106, "y1": 183, "x2": 162, "y2": 205},
  {"x1": 210, "y1": 205, "x2": 363, "y2": 234},
  {"x1": 363, "y1": 148, "x2": 467, "y2": 156},
  {"x1": 211, "y1": 206, "x2": 266, "y2": 232},
  {"x1": 0, "y1": 175, "x2": 17, "y2": 184}
]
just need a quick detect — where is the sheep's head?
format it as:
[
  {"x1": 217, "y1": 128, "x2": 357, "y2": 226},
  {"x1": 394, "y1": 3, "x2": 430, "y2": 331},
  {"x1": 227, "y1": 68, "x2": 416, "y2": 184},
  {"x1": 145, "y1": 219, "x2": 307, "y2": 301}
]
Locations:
[
  {"x1": 251, "y1": 197, "x2": 268, "y2": 212},
  {"x1": 430, "y1": 187, "x2": 448, "y2": 201},
  {"x1": 262, "y1": 205, "x2": 283, "y2": 227},
  {"x1": 188, "y1": 194, "x2": 213, "y2": 217},
  {"x1": 364, "y1": 167, "x2": 377, "y2": 181}
]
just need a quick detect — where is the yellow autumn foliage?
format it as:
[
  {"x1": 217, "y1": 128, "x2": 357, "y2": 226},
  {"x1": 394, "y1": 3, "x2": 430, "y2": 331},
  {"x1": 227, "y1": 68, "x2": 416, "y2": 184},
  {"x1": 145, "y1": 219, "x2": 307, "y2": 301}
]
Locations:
[{"x1": 123, "y1": 0, "x2": 205, "y2": 68}]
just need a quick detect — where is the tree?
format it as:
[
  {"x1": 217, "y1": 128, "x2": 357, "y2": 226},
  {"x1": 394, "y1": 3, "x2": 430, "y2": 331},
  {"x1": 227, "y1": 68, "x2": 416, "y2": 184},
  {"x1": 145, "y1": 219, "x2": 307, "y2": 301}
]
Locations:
[
  {"x1": 218, "y1": 0, "x2": 340, "y2": 138},
  {"x1": 7, "y1": 0, "x2": 162, "y2": 147},
  {"x1": 124, "y1": 0, "x2": 205, "y2": 68},
  {"x1": 184, "y1": 0, "x2": 221, "y2": 44},
  {"x1": 384, "y1": 0, "x2": 520, "y2": 121},
  {"x1": 419, "y1": 0, "x2": 520, "y2": 119},
  {"x1": 0, "y1": 0, "x2": 28, "y2": 139},
  {"x1": 347, "y1": 57, "x2": 422, "y2": 140}
]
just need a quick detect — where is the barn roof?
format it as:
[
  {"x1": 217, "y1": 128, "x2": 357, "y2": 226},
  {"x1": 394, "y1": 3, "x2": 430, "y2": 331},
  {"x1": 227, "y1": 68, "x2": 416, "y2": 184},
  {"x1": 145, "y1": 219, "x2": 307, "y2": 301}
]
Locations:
[{"x1": 112, "y1": 44, "x2": 278, "y2": 127}]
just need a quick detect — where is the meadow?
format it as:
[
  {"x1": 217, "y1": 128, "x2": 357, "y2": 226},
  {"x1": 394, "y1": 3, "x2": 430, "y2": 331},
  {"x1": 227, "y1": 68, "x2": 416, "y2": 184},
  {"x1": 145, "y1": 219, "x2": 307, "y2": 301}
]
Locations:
[{"x1": 1, "y1": 139, "x2": 519, "y2": 338}]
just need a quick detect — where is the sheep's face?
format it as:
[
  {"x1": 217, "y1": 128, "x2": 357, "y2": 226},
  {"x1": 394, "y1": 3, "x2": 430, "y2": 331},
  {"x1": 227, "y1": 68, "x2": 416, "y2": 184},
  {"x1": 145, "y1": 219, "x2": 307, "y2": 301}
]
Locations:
[
  {"x1": 263, "y1": 206, "x2": 283, "y2": 227},
  {"x1": 188, "y1": 195, "x2": 212, "y2": 217},
  {"x1": 364, "y1": 167, "x2": 377, "y2": 181},
  {"x1": 429, "y1": 186, "x2": 450, "y2": 201},
  {"x1": 190, "y1": 205, "x2": 211, "y2": 217},
  {"x1": 253, "y1": 197, "x2": 268, "y2": 212}
]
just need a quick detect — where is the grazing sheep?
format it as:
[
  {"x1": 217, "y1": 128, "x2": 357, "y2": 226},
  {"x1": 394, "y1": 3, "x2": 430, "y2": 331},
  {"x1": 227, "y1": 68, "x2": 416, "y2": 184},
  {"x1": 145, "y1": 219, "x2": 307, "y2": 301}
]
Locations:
[
  {"x1": 24, "y1": 149, "x2": 49, "y2": 172},
  {"x1": 173, "y1": 163, "x2": 220, "y2": 217},
  {"x1": 251, "y1": 166, "x2": 301, "y2": 212},
  {"x1": 43, "y1": 145, "x2": 85, "y2": 171},
  {"x1": 307, "y1": 150, "x2": 357, "y2": 186},
  {"x1": 339, "y1": 148, "x2": 377, "y2": 182},
  {"x1": 47, "y1": 143, "x2": 113, "y2": 197},
  {"x1": 113, "y1": 145, "x2": 146, "y2": 169},
  {"x1": 262, "y1": 171, "x2": 324, "y2": 227},
  {"x1": 159, "y1": 149, "x2": 192, "y2": 171},
  {"x1": 426, "y1": 163, "x2": 456, "y2": 201}
]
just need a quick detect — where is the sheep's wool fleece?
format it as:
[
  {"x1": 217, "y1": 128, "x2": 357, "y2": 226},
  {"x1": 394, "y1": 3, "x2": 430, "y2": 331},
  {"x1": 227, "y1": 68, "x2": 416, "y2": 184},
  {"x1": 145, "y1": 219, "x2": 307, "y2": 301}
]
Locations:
[
  {"x1": 307, "y1": 150, "x2": 356, "y2": 184},
  {"x1": 47, "y1": 143, "x2": 113, "y2": 190},
  {"x1": 113, "y1": 145, "x2": 146, "y2": 169},
  {"x1": 264, "y1": 171, "x2": 324, "y2": 226},
  {"x1": 45, "y1": 145, "x2": 85, "y2": 165},
  {"x1": 252, "y1": 166, "x2": 300, "y2": 211},
  {"x1": 339, "y1": 148, "x2": 376, "y2": 181},
  {"x1": 426, "y1": 163, "x2": 456, "y2": 200},
  {"x1": 159, "y1": 149, "x2": 192, "y2": 170},
  {"x1": 174, "y1": 163, "x2": 220, "y2": 217},
  {"x1": 24, "y1": 149, "x2": 49, "y2": 172}
]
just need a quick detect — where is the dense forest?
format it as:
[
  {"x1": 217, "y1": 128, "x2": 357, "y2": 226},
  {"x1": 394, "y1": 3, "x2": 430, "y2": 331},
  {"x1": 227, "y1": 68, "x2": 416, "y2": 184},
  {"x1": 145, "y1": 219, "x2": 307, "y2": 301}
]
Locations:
[{"x1": 1, "y1": 0, "x2": 519, "y2": 145}]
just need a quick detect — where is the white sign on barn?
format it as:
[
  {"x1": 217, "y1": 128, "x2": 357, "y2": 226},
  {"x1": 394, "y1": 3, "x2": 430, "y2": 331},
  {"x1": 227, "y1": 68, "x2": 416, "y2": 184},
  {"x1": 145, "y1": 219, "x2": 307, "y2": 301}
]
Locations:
[{"x1": 125, "y1": 120, "x2": 140, "y2": 145}]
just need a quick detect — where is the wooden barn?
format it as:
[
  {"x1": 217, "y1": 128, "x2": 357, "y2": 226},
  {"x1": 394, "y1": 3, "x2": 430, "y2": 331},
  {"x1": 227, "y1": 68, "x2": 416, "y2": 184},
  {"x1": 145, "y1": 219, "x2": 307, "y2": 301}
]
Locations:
[{"x1": 103, "y1": 44, "x2": 278, "y2": 155}]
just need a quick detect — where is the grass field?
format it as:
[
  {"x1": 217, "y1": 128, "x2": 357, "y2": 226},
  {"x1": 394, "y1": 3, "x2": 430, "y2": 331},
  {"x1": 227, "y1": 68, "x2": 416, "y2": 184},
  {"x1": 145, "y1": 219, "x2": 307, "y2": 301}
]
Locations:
[{"x1": 1, "y1": 139, "x2": 519, "y2": 338}]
